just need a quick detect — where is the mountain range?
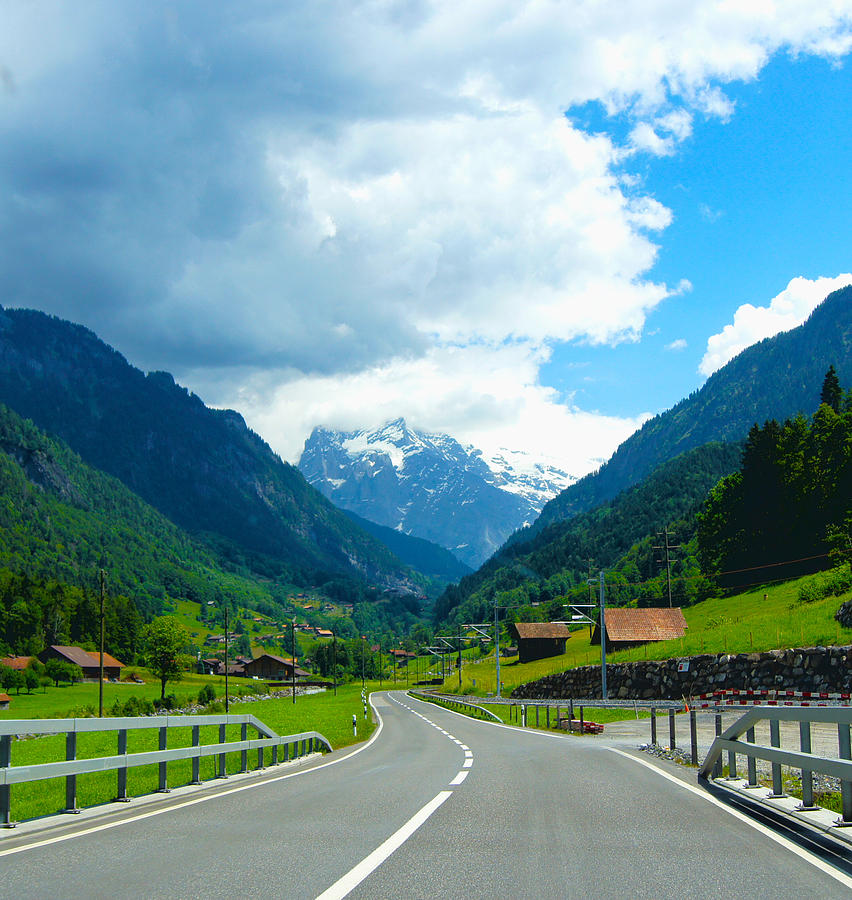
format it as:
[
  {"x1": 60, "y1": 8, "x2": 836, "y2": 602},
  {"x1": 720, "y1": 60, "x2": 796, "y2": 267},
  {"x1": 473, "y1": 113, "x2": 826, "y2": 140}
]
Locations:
[
  {"x1": 298, "y1": 419, "x2": 574, "y2": 568},
  {"x1": 531, "y1": 284, "x2": 852, "y2": 534},
  {"x1": 0, "y1": 307, "x2": 418, "y2": 594}
]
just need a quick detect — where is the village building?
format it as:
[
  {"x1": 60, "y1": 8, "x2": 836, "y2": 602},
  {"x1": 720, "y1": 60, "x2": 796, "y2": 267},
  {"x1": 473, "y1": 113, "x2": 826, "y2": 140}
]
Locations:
[
  {"x1": 591, "y1": 607, "x2": 688, "y2": 651},
  {"x1": 243, "y1": 653, "x2": 309, "y2": 680},
  {"x1": 0, "y1": 693, "x2": 10, "y2": 710},
  {"x1": 512, "y1": 623, "x2": 571, "y2": 664},
  {"x1": 0, "y1": 656, "x2": 34, "y2": 671},
  {"x1": 38, "y1": 646, "x2": 126, "y2": 680}
]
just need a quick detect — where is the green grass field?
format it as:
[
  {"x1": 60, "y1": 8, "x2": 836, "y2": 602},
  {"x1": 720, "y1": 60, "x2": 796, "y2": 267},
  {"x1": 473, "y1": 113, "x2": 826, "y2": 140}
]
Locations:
[
  {"x1": 446, "y1": 574, "x2": 852, "y2": 696},
  {"x1": 1, "y1": 680, "x2": 378, "y2": 824}
]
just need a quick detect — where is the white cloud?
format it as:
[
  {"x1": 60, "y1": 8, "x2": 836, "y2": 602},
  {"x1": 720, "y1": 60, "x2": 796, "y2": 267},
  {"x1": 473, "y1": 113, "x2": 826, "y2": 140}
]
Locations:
[
  {"x1": 666, "y1": 339, "x2": 688, "y2": 352},
  {"x1": 699, "y1": 274, "x2": 852, "y2": 376},
  {"x1": 221, "y1": 342, "x2": 648, "y2": 476},
  {"x1": 2, "y1": 2, "x2": 852, "y2": 471}
]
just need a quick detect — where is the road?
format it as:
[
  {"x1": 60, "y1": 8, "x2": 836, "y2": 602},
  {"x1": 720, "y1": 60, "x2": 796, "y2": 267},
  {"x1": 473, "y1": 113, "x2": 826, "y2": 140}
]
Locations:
[{"x1": 1, "y1": 691, "x2": 850, "y2": 898}]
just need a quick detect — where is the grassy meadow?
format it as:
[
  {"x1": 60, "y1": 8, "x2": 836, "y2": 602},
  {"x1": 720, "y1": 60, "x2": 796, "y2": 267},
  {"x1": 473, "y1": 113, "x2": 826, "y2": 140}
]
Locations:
[
  {"x1": 447, "y1": 574, "x2": 852, "y2": 696},
  {"x1": 1, "y1": 680, "x2": 376, "y2": 824}
]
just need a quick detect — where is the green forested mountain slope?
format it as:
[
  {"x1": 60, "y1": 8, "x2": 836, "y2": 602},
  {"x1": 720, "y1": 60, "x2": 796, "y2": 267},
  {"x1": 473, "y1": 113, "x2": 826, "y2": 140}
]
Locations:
[
  {"x1": 533, "y1": 285, "x2": 852, "y2": 532},
  {"x1": 0, "y1": 403, "x2": 280, "y2": 655},
  {"x1": 434, "y1": 441, "x2": 742, "y2": 625},
  {"x1": 342, "y1": 509, "x2": 472, "y2": 584},
  {"x1": 0, "y1": 307, "x2": 417, "y2": 592}
]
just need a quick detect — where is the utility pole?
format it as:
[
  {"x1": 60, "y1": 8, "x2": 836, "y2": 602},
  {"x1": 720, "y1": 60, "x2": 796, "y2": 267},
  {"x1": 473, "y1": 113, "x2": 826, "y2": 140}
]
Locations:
[
  {"x1": 224, "y1": 603, "x2": 230, "y2": 713},
  {"x1": 457, "y1": 623, "x2": 462, "y2": 689},
  {"x1": 98, "y1": 569, "x2": 106, "y2": 718},
  {"x1": 494, "y1": 596, "x2": 501, "y2": 698},
  {"x1": 332, "y1": 628, "x2": 337, "y2": 696},
  {"x1": 291, "y1": 618, "x2": 296, "y2": 704},
  {"x1": 599, "y1": 570, "x2": 607, "y2": 700},
  {"x1": 654, "y1": 528, "x2": 681, "y2": 607},
  {"x1": 361, "y1": 635, "x2": 366, "y2": 688}
]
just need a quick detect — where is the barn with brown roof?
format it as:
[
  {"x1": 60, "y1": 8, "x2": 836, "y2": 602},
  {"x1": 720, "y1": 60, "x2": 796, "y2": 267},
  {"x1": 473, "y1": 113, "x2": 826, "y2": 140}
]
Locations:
[
  {"x1": 38, "y1": 645, "x2": 126, "y2": 680},
  {"x1": 591, "y1": 608, "x2": 687, "y2": 651},
  {"x1": 512, "y1": 622, "x2": 571, "y2": 664}
]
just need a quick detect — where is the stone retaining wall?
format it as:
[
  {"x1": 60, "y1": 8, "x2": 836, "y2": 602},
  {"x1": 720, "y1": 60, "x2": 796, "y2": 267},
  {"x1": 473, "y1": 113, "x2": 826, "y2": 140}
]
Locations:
[{"x1": 509, "y1": 645, "x2": 852, "y2": 700}]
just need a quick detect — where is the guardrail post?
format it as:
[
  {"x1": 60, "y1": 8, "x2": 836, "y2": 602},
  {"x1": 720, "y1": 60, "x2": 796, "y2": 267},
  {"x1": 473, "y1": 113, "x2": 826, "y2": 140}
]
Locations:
[
  {"x1": 257, "y1": 725, "x2": 264, "y2": 770},
  {"x1": 546, "y1": 707, "x2": 550, "y2": 729},
  {"x1": 191, "y1": 726, "x2": 202, "y2": 785},
  {"x1": 240, "y1": 723, "x2": 248, "y2": 773},
  {"x1": 746, "y1": 727, "x2": 758, "y2": 788},
  {"x1": 535, "y1": 706, "x2": 540, "y2": 728},
  {"x1": 650, "y1": 707, "x2": 656, "y2": 745},
  {"x1": 713, "y1": 714, "x2": 722, "y2": 779},
  {"x1": 117, "y1": 729, "x2": 130, "y2": 799},
  {"x1": 768, "y1": 719, "x2": 783, "y2": 798},
  {"x1": 668, "y1": 709, "x2": 676, "y2": 750},
  {"x1": 218, "y1": 723, "x2": 227, "y2": 778},
  {"x1": 798, "y1": 721, "x2": 815, "y2": 809},
  {"x1": 579, "y1": 707, "x2": 584, "y2": 734},
  {"x1": 65, "y1": 730, "x2": 79, "y2": 813},
  {"x1": 568, "y1": 699, "x2": 574, "y2": 723},
  {"x1": 689, "y1": 710, "x2": 698, "y2": 765},
  {"x1": 158, "y1": 726, "x2": 170, "y2": 792},
  {"x1": 272, "y1": 743, "x2": 279, "y2": 766},
  {"x1": 1, "y1": 733, "x2": 13, "y2": 827},
  {"x1": 726, "y1": 742, "x2": 738, "y2": 781},
  {"x1": 837, "y1": 722, "x2": 852, "y2": 825}
]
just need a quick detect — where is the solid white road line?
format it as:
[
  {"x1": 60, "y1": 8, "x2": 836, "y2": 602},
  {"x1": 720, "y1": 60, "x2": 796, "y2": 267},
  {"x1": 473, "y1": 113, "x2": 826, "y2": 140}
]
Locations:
[
  {"x1": 315, "y1": 791, "x2": 453, "y2": 900},
  {"x1": 607, "y1": 748, "x2": 852, "y2": 892},
  {"x1": 450, "y1": 771, "x2": 469, "y2": 786}
]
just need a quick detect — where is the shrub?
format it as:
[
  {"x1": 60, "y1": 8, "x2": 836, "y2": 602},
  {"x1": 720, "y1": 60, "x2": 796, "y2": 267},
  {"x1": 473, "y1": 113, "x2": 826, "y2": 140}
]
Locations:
[{"x1": 197, "y1": 683, "x2": 216, "y2": 705}]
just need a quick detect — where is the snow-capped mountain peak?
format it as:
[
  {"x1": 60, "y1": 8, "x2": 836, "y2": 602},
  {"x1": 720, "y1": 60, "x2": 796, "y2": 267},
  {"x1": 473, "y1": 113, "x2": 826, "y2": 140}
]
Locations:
[{"x1": 298, "y1": 419, "x2": 576, "y2": 568}]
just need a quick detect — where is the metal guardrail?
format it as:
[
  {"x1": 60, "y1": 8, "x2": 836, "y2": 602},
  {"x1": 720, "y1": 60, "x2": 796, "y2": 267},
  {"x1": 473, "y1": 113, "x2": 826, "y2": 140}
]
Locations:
[
  {"x1": 699, "y1": 706, "x2": 852, "y2": 825},
  {"x1": 0, "y1": 713, "x2": 332, "y2": 827},
  {"x1": 408, "y1": 691, "x2": 503, "y2": 723}
]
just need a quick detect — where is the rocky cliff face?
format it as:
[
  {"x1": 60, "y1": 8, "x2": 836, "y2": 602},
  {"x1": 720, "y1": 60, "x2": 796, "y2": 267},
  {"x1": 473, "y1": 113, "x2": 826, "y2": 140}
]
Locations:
[{"x1": 299, "y1": 419, "x2": 574, "y2": 568}]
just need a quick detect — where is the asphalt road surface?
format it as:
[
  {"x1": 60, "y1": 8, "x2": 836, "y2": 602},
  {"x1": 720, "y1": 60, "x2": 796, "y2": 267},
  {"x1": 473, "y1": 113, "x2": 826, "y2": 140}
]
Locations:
[{"x1": 2, "y1": 691, "x2": 851, "y2": 898}]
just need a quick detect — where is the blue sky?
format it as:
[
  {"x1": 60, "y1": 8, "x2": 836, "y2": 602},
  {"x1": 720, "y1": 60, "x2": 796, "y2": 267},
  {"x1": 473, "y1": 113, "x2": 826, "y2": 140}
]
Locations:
[
  {"x1": 545, "y1": 52, "x2": 852, "y2": 418},
  {"x1": 1, "y1": 3, "x2": 851, "y2": 475}
]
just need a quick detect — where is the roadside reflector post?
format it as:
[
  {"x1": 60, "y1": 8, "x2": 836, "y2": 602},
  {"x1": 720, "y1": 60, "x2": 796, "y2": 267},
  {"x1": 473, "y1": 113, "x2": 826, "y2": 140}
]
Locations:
[
  {"x1": 353, "y1": 713, "x2": 357, "y2": 737},
  {"x1": 650, "y1": 707, "x2": 657, "y2": 745},
  {"x1": 668, "y1": 709, "x2": 676, "y2": 750}
]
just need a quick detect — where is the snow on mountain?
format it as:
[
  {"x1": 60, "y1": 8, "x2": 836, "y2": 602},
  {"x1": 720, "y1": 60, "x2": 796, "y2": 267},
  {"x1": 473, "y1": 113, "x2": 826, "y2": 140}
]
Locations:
[{"x1": 298, "y1": 419, "x2": 576, "y2": 569}]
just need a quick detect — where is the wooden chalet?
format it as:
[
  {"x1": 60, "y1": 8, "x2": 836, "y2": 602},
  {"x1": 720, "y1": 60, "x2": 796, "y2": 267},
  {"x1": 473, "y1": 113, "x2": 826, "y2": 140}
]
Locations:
[
  {"x1": 0, "y1": 693, "x2": 10, "y2": 710},
  {"x1": 512, "y1": 622, "x2": 571, "y2": 664},
  {"x1": 591, "y1": 608, "x2": 687, "y2": 651},
  {"x1": 38, "y1": 645, "x2": 126, "y2": 680},
  {"x1": 242, "y1": 653, "x2": 309, "y2": 681}
]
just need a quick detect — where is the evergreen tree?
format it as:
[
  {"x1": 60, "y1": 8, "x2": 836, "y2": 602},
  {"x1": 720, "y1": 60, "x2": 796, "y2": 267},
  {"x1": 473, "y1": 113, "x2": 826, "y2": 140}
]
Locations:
[{"x1": 821, "y1": 365, "x2": 842, "y2": 412}]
